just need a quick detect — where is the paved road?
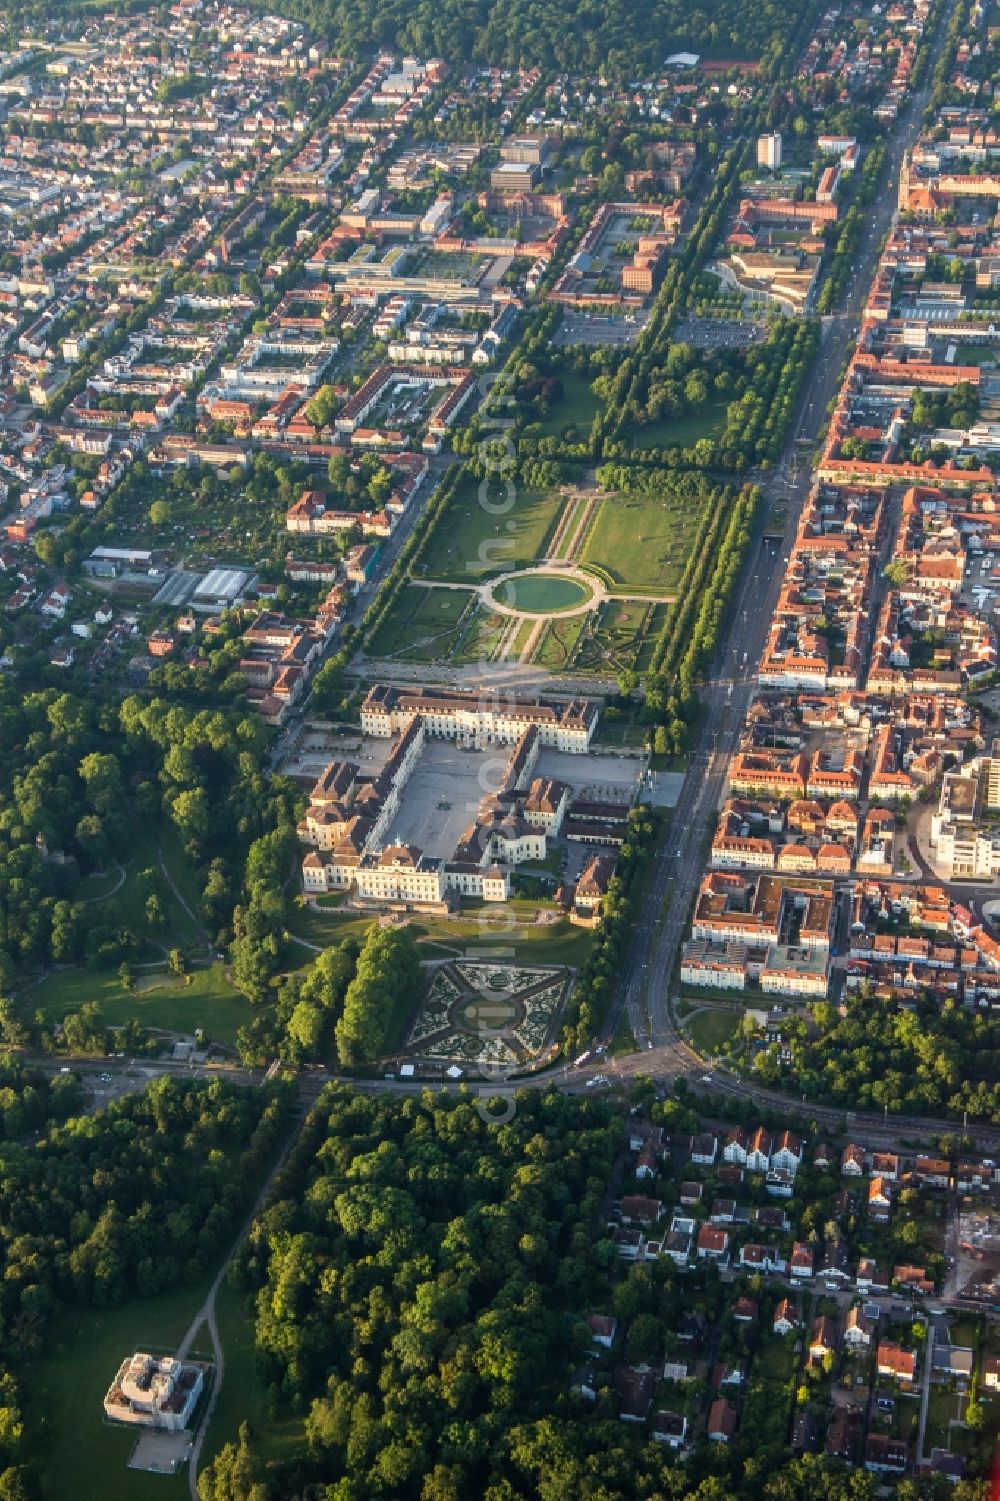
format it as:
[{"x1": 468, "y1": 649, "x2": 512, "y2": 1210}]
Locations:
[{"x1": 178, "y1": 1104, "x2": 306, "y2": 1500}]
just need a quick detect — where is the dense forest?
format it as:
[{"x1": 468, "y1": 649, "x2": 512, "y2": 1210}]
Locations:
[
  {"x1": 0, "y1": 1075, "x2": 291, "y2": 1497},
  {"x1": 253, "y1": 0, "x2": 799, "y2": 73},
  {"x1": 0, "y1": 679, "x2": 300, "y2": 986},
  {"x1": 203, "y1": 1088, "x2": 991, "y2": 1501},
  {"x1": 741, "y1": 987, "x2": 1000, "y2": 1123}
]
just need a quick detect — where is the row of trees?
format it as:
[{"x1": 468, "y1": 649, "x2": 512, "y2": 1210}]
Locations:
[
  {"x1": 276, "y1": 0, "x2": 801, "y2": 74},
  {"x1": 561, "y1": 806, "x2": 656, "y2": 1053},
  {"x1": 362, "y1": 465, "x2": 463, "y2": 646},
  {"x1": 335, "y1": 926, "x2": 422, "y2": 1066},
  {"x1": 641, "y1": 486, "x2": 761, "y2": 751}
]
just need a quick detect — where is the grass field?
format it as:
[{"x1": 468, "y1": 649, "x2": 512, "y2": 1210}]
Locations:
[
  {"x1": 629, "y1": 397, "x2": 727, "y2": 452},
  {"x1": 29, "y1": 962, "x2": 250, "y2": 1047},
  {"x1": 686, "y1": 1006, "x2": 740, "y2": 1056},
  {"x1": 23, "y1": 1279, "x2": 216, "y2": 1501},
  {"x1": 416, "y1": 474, "x2": 562, "y2": 583},
  {"x1": 531, "y1": 372, "x2": 601, "y2": 440},
  {"x1": 367, "y1": 584, "x2": 473, "y2": 659},
  {"x1": 201, "y1": 1279, "x2": 303, "y2": 1476},
  {"x1": 79, "y1": 824, "x2": 203, "y2": 960},
  {"x1": 581, "y1": 490, "x2": 701, "y2": 593}
]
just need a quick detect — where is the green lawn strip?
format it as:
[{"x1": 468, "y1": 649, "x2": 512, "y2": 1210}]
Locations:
[
  {"x1": 415, "y1": 477, "x2": 562, "y2": 583},
  {"x1": 550, "y1": 494, "x2": 584, "y2": 562},
  {"x1": 685, "y1": 1007, "x2": 741, "y2": 1056},
  {"x1": 23, "y1": 1280, "x2": 215, "y2": 1501},
  {"x1": 924, "y1": 1386, "x2": 960, "y2": 1452},
  {"x1": 30, "y1": 962, "x2": 250, "y2": 1047},
  {"x1": 580, "y1": 491, "x2": 700, "y2": 593},
  {"x1": 610, "y1": 1009, "x2": 636, "y2": 1057},
  {"x1": 201, "y1": 1279, "x2": 303, "y2": 1475},
  {"x1": 507, "y1": 618, "x2": 537, "y2": 658},
  {"x1": 628, "y1": 397, "x2": 727, "y2": 451}
]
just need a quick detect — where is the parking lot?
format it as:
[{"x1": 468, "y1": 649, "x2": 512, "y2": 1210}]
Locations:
[
  {"x1": 674, "y1": 316, "x2": 766, "y2": 349},
  {"x1": 553, "y1": 311, "x2": 648, "y2": 347}
]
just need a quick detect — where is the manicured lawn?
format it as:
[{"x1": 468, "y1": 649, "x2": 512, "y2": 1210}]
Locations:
[
  {"x1": 291, "y1": 905, "x2": 594, "y2": 970},
  {"x1": 451, "y1": 607, "x2": 510, "y2": 665},
  {"x1": 575, "y1": 598, "x2": 656, "y2": 674},
  {"x1": 23, "y1": 1279, "x2": 215, "y2": 1501},
  {"x1": 532, "y1": 612, "x2": 588, "y2": 670},
  {"x1": 958, "y1": 343, "x2": 998, "y2": 366},
  {"x1": 686, "y1": 1007, "x2": 740, "y2": 1056},
  {"x1": 580, "y1": 490, "x2": 702, "y2": 593},
  {"x1": 367, "y1": 584, "x2": 473, "y2": 660},
  {"x1": 506, "y1": 618, "x2": 537, "y2": 658},
  {"x1": 30, "y1": 962, "x2": 251, "y2": 1047},
  {"x1": 629, "y1": 397, "x2": 727, "y2": 452},
  {"x1": 416, "y1": 475, "x2": 562, "y2": 582},
  {"x1": 201, "y1": 1279, "x2": 303, "y2": 1476}
]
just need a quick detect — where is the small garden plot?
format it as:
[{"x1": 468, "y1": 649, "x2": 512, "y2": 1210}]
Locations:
[
  {"x1": 406, "y1": 967, "x2": 462, "y2": 1046},
  {"x1": 531, "y1": 613, "x2": 588, "y2": 671},
  {"x1": 451, "y1": 607, "x2": 509, "y2": 664},
  {"x1": 573, "y1": 598, "x2": 653, "y2": 673},
  {"x1": 454, "y1": 961, "x2": 549, "y2": 992},
  {"x1": 403, "y1": 960, "x2": 570, "y2": 1068}
]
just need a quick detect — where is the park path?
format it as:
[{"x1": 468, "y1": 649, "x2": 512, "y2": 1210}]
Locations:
[
  {"x1": 178, "y1": 1105, "x2": 307, "y2": 1500},
  {"x1": 79, "y1": 862, "x2": 126, "y2": 903},
  {"x1": 519, "y1": 618, "x2": 547, "y2": 663},
  {"x1": 557, "y1": 494, "x2": 597, "y2": 562},
  {"x1": 158, "y1": 843, "x2": 212, "y2": 955}
]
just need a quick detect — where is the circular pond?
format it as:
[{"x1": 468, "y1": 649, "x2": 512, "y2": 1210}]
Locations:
[{"x1": 490, "y1": 571, "x2": 593, "y2": 614}]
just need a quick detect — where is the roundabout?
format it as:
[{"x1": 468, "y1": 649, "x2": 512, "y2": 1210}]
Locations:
[{"x1": 486, "y1": 566, "x2": 601, "y2": 618}]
